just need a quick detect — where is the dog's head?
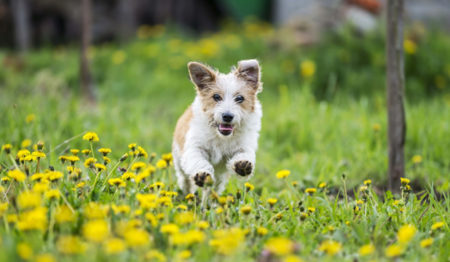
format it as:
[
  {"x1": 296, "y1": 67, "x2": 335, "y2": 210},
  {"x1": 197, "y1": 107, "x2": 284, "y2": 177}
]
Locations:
[{"x1": 188, "y1": 59, "x2": 262, "y2": 137}]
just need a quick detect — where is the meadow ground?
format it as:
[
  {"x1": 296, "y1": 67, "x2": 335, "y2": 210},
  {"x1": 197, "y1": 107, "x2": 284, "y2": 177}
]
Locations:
[{"x1": 0, "y1": 21, "x2": 449, "y2": 261}]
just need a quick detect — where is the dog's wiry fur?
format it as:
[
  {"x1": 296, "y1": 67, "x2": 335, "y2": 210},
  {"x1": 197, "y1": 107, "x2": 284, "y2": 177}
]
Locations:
[{"x1": 172, "y1": 59, "x2": 262, "y2": 194}]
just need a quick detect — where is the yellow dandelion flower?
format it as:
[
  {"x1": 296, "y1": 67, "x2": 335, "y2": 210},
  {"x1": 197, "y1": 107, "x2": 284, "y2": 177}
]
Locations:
[
  {"x1": 420, "y1": 238, "x2": 433, "y2": 248},
  {"x1": 240, "y1": 205, "x2": 252, "y2": 215},
  {"x1": 83, "y1": 219, "x2": 109, "y2": 242},
  {"x1": 16, "y1": 207, "x2": 48, "y2": 231},
  {"x1": 16, "y1": 242, "x2": 33, "y2": 260},
  {"x1": 162, "y1": 153, "x2": 172, "y2": 161},
  {"x1": 244, "y1": 182, "x2": 255, "y2": 191},
  {"x1": 431, "y1": 221, "x2": 444, "y2": 231},
  {"x1": 1, "y1": 144, "x2": 12, "y2": 154},
  {"x1": 57, "y1": 236, "x2": 86, "y2": 255},
  {"x1": 121, "y1": 171, "x2": 136, "y2": 181},
  {"x1": 111, "y1": 204, "x2": 130, "y2": 215},
  {"x1": 176, "y1": 250, "x2": 191, "y2": 259},
  {"x1": 185, "y1": 193, "x2": 195, "y2": 201},
  {"x1": 176, "y1": 204, "x2": 188, "y2": 211},
  {"x1": 257, "y1": 227, "x2": 268, "y2": 236},
  {"x1": 7, "y1": 169, "x2": 26, "y2": 182},
  {"x1": 95, "y1": 163, "x2": 106, "y2": 171},
  {"x1": 216, "y1": 207, "x2": 224, "y2": 214},
  {"x1": 318, "y1": 182, "x2": 327, "y2": 188},
  {"x1": 55, "y1": 205, "x2": 75, "y2": 224},
  {"x1": 359, "y1": 243, "x2": 375, "y2": 256},
  {"x1": 104, "y1": 238, "x2": 126, "y2": 254},
  {"x1": 307, "y1": 207, "x2": 316, "y2": 213},
  {"x1": 32, "y1": 151, "x2": 46, "y2": 159},
  {"x1": 84, "y1": 202, "x2": 109, "y2": 219},
  {"x1": 265, "y1": 237, "x2": 295, "y2": 256},
  {"x1": 161, "y1": 223, "x2": 179, "y2": 234},
  {"x1": 47, "y1": 171, "x2": 63, "y2": 181},
  {"x1": 305, "y1": 188, "x2": 317, "y2": 194},
  {"x1": 18, "y1": 191, "x2": 41, "y2": 209},
  {"x1": 0, "y1": 202, "x2": 9, "y2": 216},
  {"x1": 170, "y1": 230, "x2": 205, "y2": 246},
  {"x1": 21, "y1": 139, "x2": 32, "y2": 148},
  {"x1": 35, "y1": 253, "x2": 56, "y2": 262},
  {"x1": 400, "y1": 177, "x2": 410, "y2": 185},
  {"x1": 84, "y1": 157, "x2": 97, "y2": 168},
  {"x1": 318, "y1": 240, "x2": 342, "y2": 256},
  {"x1": 108, "y1": 178, "x2": 127, "y2": 187},
  {"x1": 145, "y1": 250, "x2": 166, "y2": 262},
  {"x1": 156, "y1": 159, "x2": 167, "y2": 169},
  {"x1": 81, "y1": 149, "x2": 91, "y2": 155},
  {"x1": 209, "y1": 228, "x2": 246, "y2": 255},
  {"x1": 25, "y1": 114, "x2": 35, "y2": 123},
  {"x1": 385, "y1": 244, "x2": 404, "y2": 257},
  {"x1": 404, "y1": 39, "x2": 417, "y2": 55},
  {"x1": 131, "y1": 161, "x2": 147, "y2": 171},
  {"x1": 197, "y1": 220, "x2": 209, "y2": 230},
  {"x1": 372, "y1": 123, "x2": 381, "y2": 131},
  {"x1": 70, "y1": 149, "x2": 79, "y2": 155},
  {"x1": 175, "y1": 211, "x2": 194, "y2": 225},
  {"x1": 124, "y1": 228, "x2": 150, "y2": 248},
  {"x1": 98, "y1": 148, "x2": 111, "y2": 156},
  {"x1": 364, "y1": 179, "x2": 372, "y2": 185},
  {"x1": 267, "y1": 198, "x2": 278, "y2": 206},
  {"x1": 397, "y1": 224, "x2": 417, "y2": 243},
  {"x1": 82, "y1": 131, "x2": 99, "y2": 142},
  {"x1": 412, "y1": 155, "x2": 422, "y2": 164},
  {"x1": 283, "y1": 255, "x2": 304, "y2": 262},
  {"x1": 276, "y1": 169, "x2": 290, "y2": 179},
  {"x1": 45, "y1": 189, "x2": 60, "y2": 200},
  {"x1": 112, "y1": 50, "x2": 126, "y2": 65},
  {"x1": 300, "y1": 60, "x2": 316, "y2": 78}
]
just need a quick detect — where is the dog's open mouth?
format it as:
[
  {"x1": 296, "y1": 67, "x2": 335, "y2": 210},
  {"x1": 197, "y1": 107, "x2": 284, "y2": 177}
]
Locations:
[{"x1": 218, "y1": 124, "x2": 233, "y2": 136}]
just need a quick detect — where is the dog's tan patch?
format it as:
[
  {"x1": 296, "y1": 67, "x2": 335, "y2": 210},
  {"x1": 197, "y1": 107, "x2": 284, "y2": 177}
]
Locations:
[
  {"x1": 235, "y1": 87, "x2": 257, "y2": 112},
  {"x1": 174, "y1": 106, "x2": 193, "y2": 152},
  {"x1": 198, "y1": 85, "x2": 224, "y2": 113}
]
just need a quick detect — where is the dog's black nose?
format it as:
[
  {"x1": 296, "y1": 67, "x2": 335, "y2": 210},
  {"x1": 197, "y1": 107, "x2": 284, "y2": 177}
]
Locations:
[{"x1": 222, "y1": 113, "x2": 234, "y2": 123}]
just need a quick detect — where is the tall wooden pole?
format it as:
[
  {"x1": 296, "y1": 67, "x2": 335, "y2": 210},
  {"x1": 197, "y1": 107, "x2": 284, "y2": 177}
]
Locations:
[
  {"x1": 11, "y1": 0, "x2": 31, "y2": 53},
  {"x1": 80, "y1": 0, "x2": 96, "y2": 103},
  {"x1": 386, "y1": 0, "x2": 406, "y2": 192}
]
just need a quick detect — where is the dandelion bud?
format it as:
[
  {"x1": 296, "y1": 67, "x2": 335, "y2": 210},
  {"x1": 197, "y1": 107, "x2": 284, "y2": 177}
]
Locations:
[
  {"x1": 1, "y1": 144, "x2": 12, "y2": 154},
  {"x1": 236, "y1": 190, "x2": 241, "y2": 200},
  {"x1": 120, "y1": 153, "x2": 128, "y2": 162},
  {"x1": 299, "y1": 212, "x2": 308, "y2": 221},
  {"x1": 341, "y1": 173, "x2": 346, "y2": 180},
  {"x1": 240, "y1": 206, "x2": 251, "y2": 215},
  {"x1": 204, "y1": 175, "x2": 214, "y2": 187},
  {"x1": 37, "y1": 141, "x2": 44, "y2": 151}
]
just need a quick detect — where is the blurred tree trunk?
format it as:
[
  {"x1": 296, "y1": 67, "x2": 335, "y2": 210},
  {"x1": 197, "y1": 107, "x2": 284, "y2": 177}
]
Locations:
[
  {"x1": 117, "y1": 0, "x2": 137, "y2": 41},
  {"x1": 11, "y1": 0, "x2": 31, "y2": 53},
  {"x1": 80, "y1": 0, "x2": 96, "y2": 103},
  {"x1": 386, "y1": 0, "x2": 405, "y2": 193}
]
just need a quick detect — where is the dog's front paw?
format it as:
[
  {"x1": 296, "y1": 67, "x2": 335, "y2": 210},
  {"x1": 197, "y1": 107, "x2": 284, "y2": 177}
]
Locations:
[
  {"x1": 194, "y1": 172, "x2": 212, "y2": 187},
  {"x1": 234, "y1": 160, "x2": 253, "y2": 176}
]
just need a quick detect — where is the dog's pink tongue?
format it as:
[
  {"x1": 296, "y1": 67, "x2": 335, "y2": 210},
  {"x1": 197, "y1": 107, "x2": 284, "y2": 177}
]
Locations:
[{"x1": 219, "y1": 124, "x2": 233, "y2": 131}]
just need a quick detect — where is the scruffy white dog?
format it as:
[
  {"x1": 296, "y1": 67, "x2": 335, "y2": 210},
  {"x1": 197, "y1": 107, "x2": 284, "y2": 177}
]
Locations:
[{"x1": 172, "y1": 59, "x2": 262, "y2": 194}]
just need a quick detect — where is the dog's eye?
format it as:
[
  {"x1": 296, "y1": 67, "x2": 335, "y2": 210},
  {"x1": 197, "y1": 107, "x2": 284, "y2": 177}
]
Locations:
[
  {"x1": 235, "y1": 95, "x2": 245, "y2": 103},
  {"x1": 213, "y1": 94, "x2": 222, "y2": 102}
]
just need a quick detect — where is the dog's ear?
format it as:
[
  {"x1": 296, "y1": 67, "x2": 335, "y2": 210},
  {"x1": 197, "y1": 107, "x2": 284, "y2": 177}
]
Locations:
[
  {"x1": 236, "y1": 59, "x2": 260, "y2": 89},
  {"x1": 188, "y1": 62, "x2": 216, "y2": 90}
]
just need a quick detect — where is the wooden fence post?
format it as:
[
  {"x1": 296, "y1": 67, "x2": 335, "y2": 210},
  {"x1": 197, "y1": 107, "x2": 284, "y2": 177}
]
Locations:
[
  {"x1": 386, "y1": 0, "x2": 406, "y2": 192},
  {"x1": 80, "y1": 0, "x2": 96, "y2": 103}
]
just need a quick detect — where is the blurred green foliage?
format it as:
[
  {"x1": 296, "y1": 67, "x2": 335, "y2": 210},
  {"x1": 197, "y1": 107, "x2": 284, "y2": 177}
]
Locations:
[{"x1": 0, "y1": 20, "x2": 449, "y2": 190}]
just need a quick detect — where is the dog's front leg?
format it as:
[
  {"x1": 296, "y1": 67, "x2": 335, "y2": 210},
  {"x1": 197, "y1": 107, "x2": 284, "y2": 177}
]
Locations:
[
  {"x1": 181, "y1": 148, "x2": 214, "y2": 188},
  {"x1": 227, "y1": 149, "x2": 255, "y2": 178}
]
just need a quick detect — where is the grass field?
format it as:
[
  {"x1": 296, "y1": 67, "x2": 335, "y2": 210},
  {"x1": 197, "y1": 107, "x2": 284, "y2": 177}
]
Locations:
[{"x1": 0, "y1": 21, "x2": 449, "y2": 261}]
